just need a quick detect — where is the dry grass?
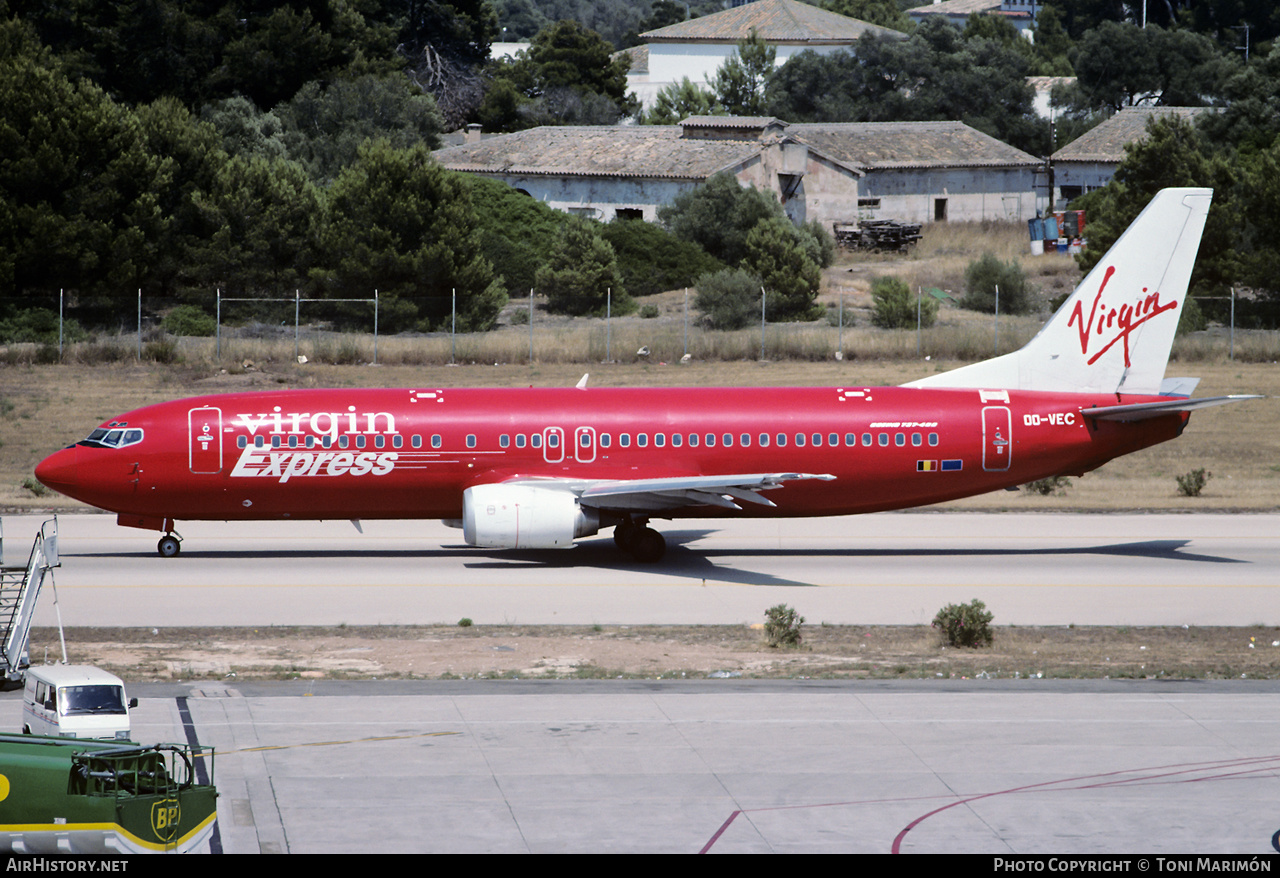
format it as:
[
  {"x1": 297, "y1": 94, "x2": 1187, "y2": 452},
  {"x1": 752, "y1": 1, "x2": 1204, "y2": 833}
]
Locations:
[
  {"x1": 29, "y1": 623, "x2": 1280, "y2": 681},
  {"x1": 1, "y1": 358, "x2": 1276, "y2": 514}
]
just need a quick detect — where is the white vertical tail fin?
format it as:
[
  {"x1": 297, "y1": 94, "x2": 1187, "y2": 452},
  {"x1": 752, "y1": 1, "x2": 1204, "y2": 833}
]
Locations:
[{"x1": 905, "y1": 188, "x2": 1213, "y2": 395}]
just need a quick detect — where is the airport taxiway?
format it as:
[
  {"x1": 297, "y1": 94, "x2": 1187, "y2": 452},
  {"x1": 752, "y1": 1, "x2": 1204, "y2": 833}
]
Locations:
[
  {"x1": 3, "y1": 511, "x2": 1278, "y2": 854},
  {"x1": 6, "y1": 511, "x2": 1279, "y2": 627}
]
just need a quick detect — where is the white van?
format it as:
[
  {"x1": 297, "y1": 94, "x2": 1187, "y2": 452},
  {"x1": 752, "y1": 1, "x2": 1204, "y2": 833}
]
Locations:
[{"x1": 21, "y1": 665, "x2": 137, "y2": 740}]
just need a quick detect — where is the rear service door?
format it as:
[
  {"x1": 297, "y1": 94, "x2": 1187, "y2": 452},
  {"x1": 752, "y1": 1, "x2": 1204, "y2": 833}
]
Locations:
[{"x1": 982, "y1": 406, "x2": 1012, "y2": 472}]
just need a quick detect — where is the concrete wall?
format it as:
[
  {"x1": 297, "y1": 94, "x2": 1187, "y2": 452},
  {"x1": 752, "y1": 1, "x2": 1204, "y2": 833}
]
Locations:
[
  {"x1": 474, "y1": 174, "x2": 700, "y2": 223},
  {"x1": 857, "y1": 166, "x2": 1039, "y2": 223}
]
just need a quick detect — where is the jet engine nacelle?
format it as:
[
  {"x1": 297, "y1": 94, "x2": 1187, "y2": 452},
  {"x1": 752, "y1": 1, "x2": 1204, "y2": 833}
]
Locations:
[{"x1": 462, "y1": 483, "x2": 600, "y2": 549}]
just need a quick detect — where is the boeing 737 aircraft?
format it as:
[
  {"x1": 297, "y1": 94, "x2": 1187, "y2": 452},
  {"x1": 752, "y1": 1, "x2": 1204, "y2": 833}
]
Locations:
[{"x1": 35, "y1": 188, "x2": 1256, "y2": 561}]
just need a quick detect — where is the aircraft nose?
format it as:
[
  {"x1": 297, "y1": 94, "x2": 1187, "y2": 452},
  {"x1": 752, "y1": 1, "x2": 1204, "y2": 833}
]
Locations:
[{"x1": 34, "y1": 446, "x2": 79, "y2": 496}]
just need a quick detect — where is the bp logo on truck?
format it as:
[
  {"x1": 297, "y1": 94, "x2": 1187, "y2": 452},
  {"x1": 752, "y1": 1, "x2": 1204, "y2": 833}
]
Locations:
[{"x1": 152, "y1": 798, "x2": 180, "y2": 841}]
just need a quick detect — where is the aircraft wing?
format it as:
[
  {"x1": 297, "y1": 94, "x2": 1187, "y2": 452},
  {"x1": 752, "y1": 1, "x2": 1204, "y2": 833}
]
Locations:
[
  {"x1": 1080, "y1": 395, "x2": 1262, "y2": 422},
  {"x1": 574, "y1": 473, "x2": 836, "y2": 512}
]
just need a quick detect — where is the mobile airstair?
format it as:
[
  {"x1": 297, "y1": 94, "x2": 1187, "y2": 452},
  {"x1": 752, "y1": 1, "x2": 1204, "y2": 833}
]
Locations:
[{"x1": 0, "y1": 517, "x2": 59, "y2": 687}]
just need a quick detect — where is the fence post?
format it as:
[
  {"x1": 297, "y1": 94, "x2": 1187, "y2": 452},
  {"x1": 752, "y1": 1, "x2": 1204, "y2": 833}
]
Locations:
[
  {"x1": 451, "y1": 288, "x2": 456, "y2": 365},
  {"x1": 373, "y1": 290, "x2": 378, "y2": 365},
  {"x1": 528, "y1": 288, "x2": 534, "y2": 364},
  {"x1": 58, "y1": 289, "x2": 64, "y2": 360},
  {"x1": 136, "y1": 289, "x2": 142, "y2": 361},
  {"x1": 683, "y1": 288, "x2": 688, "y2": 358},
  {"x1": 606, "y1": 287, "x2": 611, "y2": 363},
  {"x1": 216, "y1": 288, "x2": 221, "y2": 361},
  {"x1": 294, "y1": 289, "x2": 300, "y2": 362},
  {"x1": 760, "y1": 286, "x2": 766, "y2": 361}
]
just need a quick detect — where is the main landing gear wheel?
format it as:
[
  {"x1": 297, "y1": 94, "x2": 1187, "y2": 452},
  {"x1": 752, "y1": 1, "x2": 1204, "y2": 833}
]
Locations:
[
  {"x1": 157, "y1": 534, "x2": 181, "y2": 558},
  {"x1": 614, "y1": 524, "x2": 666, "y2": 563}
]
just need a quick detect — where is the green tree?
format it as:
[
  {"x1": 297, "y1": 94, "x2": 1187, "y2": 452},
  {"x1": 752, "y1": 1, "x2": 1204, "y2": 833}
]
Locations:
[
  {"x1": 188, "y1": 154, "x2": 323, "y2": 298},
  {"x1": 535, "y1": 220, "x2": 631, "y2": 316},
  {"x1": 642, "y1": 77, "x2": 719, "y2": 125},
  {"x1": 694, "y1": 268, "x2": 762, "y2": 330},
  {"x1": 279, "y1": 75, "x2": 446, "y2": 182},
  {"x1": 963, "y1": 253, "x2": 1033, "y2": 315},
  {"x1": 744, "y1": 216, "x2": 823, "y2": 322},
  {"x1": 0, "y1": 17, "x2": 168, "y2": 303},
  {"x1": 319, "y1": 140, "x2": 506, "y2": 331},
  {"x1": 710, "y1": 30, "x2": 775, "y2": 117},
  {"x1": 871, "y1": 276, "x2": 936, "y2": 329},
  {"x1": 478, "y1": 19, "x2": 637, "y2": 130},
  {"x1": 466, "y1": 174, "x2": 574, "y2": 294},
  {"x1": 821, "y1": 0, "x2": 913, "y2": 33},
  {"x1": 599, "y1": 219, "x2": 725, "y2": 297},
  {"x1": 658, "y1": 173, "x2": 786, "y2": 267}
]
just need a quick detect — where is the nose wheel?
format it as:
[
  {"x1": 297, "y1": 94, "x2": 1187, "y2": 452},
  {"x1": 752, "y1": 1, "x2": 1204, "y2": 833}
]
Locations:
[{"x1": 157, "y1": 533, "x2": 182, "y2": 558}]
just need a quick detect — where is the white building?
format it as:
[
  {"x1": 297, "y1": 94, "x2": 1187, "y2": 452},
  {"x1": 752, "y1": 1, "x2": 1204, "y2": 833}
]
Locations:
[{"x1": 625, "y1": 0, "x2": 906, "y2": 112}]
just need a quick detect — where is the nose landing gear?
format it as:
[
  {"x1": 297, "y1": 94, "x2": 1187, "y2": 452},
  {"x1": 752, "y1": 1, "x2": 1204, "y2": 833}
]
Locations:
[{"x1": 157, "y1": 532, "x2": 182, "y2": 558}]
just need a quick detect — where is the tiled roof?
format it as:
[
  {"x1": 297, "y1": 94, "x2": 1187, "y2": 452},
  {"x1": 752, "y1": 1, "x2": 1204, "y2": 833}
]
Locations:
[
  {"x1": 789, "y1": 121, "x2": 1042, "y2": 169},
  {"x1": 909, "y1": 0, "x2": 1004, "y2": 16},
  {"x1": 434, "y1": 126, "x2": 765, "y2": 180},
  {"x1": 641, "y1": 0, "x2": 905, "y2": 43},
  {"x1": 1051, "y1": 107, "x2": 1213, "y2": 163},
  {"x1": 434, "y1": 119, "x2": 1037, "y2": 180},
  {"x1": 613, "y1": 44, "x2": 647, "y2": 75}
]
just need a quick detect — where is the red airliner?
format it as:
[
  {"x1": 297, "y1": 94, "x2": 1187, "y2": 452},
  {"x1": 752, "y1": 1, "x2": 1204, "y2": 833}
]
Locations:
[{"x1": 35, "y1": 188, "x2": 1255, "y2": 561}]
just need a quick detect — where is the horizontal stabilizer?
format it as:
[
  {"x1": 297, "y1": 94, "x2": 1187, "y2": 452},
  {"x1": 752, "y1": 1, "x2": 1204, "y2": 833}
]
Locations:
[{"x1": 1080, "y1": 395, "x2": 1262, "y2": 422}]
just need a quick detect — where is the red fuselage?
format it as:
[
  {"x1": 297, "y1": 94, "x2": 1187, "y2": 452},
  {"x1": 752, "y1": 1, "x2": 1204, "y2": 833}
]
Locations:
[{"x1": 35, "y1": 385, "x2": 1185, "y2": 526}]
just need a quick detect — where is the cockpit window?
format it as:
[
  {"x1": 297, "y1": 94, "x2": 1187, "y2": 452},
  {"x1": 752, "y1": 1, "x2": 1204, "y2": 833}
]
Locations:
[{"x1": 78, "y1": 427, "x2": 144, "y2": 449}]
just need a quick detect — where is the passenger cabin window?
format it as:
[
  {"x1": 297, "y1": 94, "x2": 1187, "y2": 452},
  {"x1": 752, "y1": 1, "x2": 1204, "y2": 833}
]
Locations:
[
  {"x1": 466, "y1": 434, "x2": 477, "y2": 448},
  {"x1": 516, "y1": 434, "x2": 526, "y2": 448},
  {"x1": 671, "y1": 434, "x2": 681, "y2": 448},
  {"x1": 929, "y1": 433, "x2": 939, "y2": 446},
  {"x1": 431, "y1": 435, "x2": 442, "y2": 448},
  {"x1": 500, "y1": 435, "x2": 510, "y2": 448},
  {"x1": 531, "y1": 434, "x2": 542, "y2": 448},
  {"x1": 600, "y1": 434, "x2": 611, "y2": 448},
  {"x1": 637, "y1": 434, "x2": 648, "y2": 448},
  {"x1": 795, "y1": 434, "x2": 806, "y2": 447},
  {"x1": 412, "y1": 435, "x2": 422, "y2": 449},
  {"x1": 776, "y1": 433, "x2": 787, "y2": 447}
]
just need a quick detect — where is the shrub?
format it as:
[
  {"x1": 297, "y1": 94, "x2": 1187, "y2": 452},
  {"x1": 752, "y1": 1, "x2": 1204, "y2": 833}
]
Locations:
[
  {"x1": 0, "y1": 308, "x2": 87, "y2": 345},
  {"x1": 1176, "y1": 468, "x2": 1211, "y2": 497},
  {"x1": 871, "y1": 276, "x2": 936, "y2": 329},
  {"x1": 694, "y1": 268, "x2": 762, "y2": 330},
  {"x1": 745, "y1": 217, "x2": 824, "y2": 321},
  {"x1": 639, "y1": 304, "x2": 660, "y2": 318},
  {"x1": 963, "y1": 252, "x2": 1033, "y2": 315},
  {"x1": 161, "y1": 305, "x2": 216, "y2": 337},
  {"x1": 932, "y1": 599, "x2": 994, "y2": 648},
  {"x1": 1024, "y1": 476, "x2": 1071, "y2": 496},
  {"x1": 599, "y1": 219, "x2": 724, "y2": 298},
  {"x1": 458, "y1": 617, "x2": 473, "y2": 627},
  {"x1": 536, "y1": 221, "x2": 633, "y2": 317},
  {"x1": 763, "y1": 603, "x2": 804, "y2": 648}
]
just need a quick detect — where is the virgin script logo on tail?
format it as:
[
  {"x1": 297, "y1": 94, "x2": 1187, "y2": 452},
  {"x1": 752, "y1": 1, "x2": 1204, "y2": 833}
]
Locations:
[{"x1": 1068, "y1": 265, "x2": 1178, "y2": 367}]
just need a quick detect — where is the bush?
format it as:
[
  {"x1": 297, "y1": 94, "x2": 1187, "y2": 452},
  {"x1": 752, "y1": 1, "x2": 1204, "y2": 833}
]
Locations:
[
  {"x1": 1024, "y1": 476, "x2": 1071, "y2": 496},
  {"x1": 536, "y1": 221, "x2": 633, "y2": 317},
  {"x1": 694, "y1": 268, "x2": 762, "y2": 330},
  {"x1": 744, "y1": 216, "x2": 823, "y2": 322},
  {"x1": 1176, "y1": 468, "x2": 1211, "y2": 497},
  {"x1": 763, "y1": 603, "x2": 804, "y2": 648},
  {"x1": 161, "y1": 305, "x2": 216, "y2": 337},
  {"x1": 963, "y1": 253, "x2": 1033, "y2": 315},
  {"x1": 871, "y1": 276, "x2": 936, "y2": 329},
  {"x1": 932, "y1": 599, "x2": 994, "y2": 648},
  {"x1": 639, "y1": 304, "x2": 660, "y2": 318},
  {"x1": 599, "y1": 219, "x2": 724, "y2": 298},
  {"x1": 0, "y1": 308, "x2": 87, "y2": 345}
]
